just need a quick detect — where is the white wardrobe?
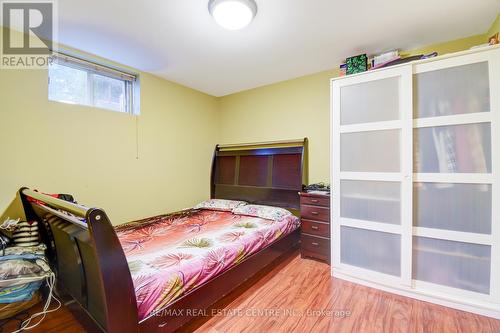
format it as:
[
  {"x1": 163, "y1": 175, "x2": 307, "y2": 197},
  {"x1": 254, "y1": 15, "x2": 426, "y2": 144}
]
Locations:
[{"x1": 330, "y1": 45, "x2": 500, "y2": 318}]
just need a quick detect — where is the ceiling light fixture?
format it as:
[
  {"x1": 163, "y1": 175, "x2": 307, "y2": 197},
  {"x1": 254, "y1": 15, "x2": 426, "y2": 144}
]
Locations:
[{"x1": 208, "y1": 0, "x2": 257, "y2": 31}]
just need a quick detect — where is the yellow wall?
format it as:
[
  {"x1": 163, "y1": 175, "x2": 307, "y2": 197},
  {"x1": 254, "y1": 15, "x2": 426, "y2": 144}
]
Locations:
[
  {"x1": 217, "y1": 31, "x2": 495, "y2": 184},
  {"x1": 0, "y1": 29, "x2": 219, "y2": 225},
  {"x1": 487, "y1": 12, "x2": 500, "y2": 37},
  {"x1": 2, "y1": 14, "x2": 499, "y2": 224},
  {"x1": 402, "y1": 34, "x2": 487, "y2": 57},
  {"x1": 218, "y1": 69, "x2": 336, "y2": 184}
]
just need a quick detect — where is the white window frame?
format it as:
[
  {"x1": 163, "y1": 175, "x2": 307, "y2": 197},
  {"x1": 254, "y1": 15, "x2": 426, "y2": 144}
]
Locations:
[{"x1": 48, "y1": 52, "x2": 140, "y2": 115}]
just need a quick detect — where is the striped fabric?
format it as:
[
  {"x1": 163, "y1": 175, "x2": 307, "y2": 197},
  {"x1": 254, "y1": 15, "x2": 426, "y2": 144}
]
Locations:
[{"x1": 12, "y1": 221, "x2": 40, "y2": 247}]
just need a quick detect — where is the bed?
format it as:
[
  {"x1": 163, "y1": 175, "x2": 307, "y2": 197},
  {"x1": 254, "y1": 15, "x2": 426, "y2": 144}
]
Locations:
[{"x1": 18, "y1": 139, "x2": 307, "y2": 333}]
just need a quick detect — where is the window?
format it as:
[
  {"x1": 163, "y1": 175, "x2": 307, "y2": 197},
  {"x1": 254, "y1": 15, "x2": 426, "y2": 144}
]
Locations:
[{"x1": 48, "y1": 54, "x2": 139, "y2": 114}]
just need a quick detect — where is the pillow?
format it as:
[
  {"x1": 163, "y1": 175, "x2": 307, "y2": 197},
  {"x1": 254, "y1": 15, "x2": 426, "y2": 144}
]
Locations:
[
  {"x1": 194, "y1": 199, "x2": 247, "y2": 212},
  {"x1": 232, "y1": 204, "x2": 292, "y2": 221}
]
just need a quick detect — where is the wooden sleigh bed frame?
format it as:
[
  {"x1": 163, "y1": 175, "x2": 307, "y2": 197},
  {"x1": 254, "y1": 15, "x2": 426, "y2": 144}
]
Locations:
[{"x1": 18, "y1": 139, "x2": 308, "y2": 333}]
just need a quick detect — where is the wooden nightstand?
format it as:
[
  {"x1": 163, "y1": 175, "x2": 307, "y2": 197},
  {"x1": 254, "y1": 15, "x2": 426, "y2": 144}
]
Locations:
[{"x1": 299, "y1": 192, "x2": 330, "y2": 264}]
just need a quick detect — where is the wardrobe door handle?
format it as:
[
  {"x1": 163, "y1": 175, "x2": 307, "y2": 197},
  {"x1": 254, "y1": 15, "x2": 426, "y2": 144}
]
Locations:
[{"x1": 311, "y1": 225, "x2": 319, "y2": 230}]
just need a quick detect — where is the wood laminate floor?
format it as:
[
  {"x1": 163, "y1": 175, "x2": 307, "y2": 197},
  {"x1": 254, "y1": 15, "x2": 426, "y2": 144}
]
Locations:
[{"x1": 2, "y1": 251, "x2": 499, "y2": 333}]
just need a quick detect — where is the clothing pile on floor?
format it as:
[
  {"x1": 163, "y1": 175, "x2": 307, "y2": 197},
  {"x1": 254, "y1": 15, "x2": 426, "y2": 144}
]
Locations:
[
  {"x1": 0, "y1": 244, "x2": 49, "y2": 319},
  {"x1": 1, "y1": 217, "x2": 45, "y2": 318},
  {"x1": 0, "y1": 218, "x2": 59, "y2": 331}
]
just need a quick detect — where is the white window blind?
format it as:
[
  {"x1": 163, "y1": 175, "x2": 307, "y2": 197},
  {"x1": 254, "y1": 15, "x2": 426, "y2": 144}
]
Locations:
[{"x1": 48, "y1": 53, "x2": 139, "y2": 115}]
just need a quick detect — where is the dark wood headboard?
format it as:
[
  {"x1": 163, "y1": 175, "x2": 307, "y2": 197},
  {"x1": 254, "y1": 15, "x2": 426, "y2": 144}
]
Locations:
[{"x1": 210, "y1": 138, "x2": 308, "y2": 211}]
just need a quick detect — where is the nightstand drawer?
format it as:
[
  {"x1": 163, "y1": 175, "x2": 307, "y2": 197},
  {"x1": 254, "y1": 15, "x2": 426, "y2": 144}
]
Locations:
[
  {"x1": 301, "y1": 205, "x2": 330, "y2": 222},
  {"x1": 301, "y1": 234, "x2": 329, "y2": 254},
  {"x1": 301, "y1": 219, "x2": 330, "y2": 238},
  {"x1": 300, "y1": 195, "x2": 330, "y2": 207}
]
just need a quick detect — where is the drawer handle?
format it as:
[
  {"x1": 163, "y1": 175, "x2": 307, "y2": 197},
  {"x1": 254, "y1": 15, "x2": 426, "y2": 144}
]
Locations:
[
  {"x1": 310, "y1": 199, "x2": 319, "y2": 203},
  {"x1": 311, "y1": 226, "x2": 319, "y2": 230},
  {"x1": 311, "y1": 242, "x2": 319, "y2": 246},
  {"x1": 311, "y1": 211, "x2": 319, "y2": 215}
]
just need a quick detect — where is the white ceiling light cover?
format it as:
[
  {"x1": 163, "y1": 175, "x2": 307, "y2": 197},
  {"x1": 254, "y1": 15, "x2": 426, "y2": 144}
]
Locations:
[{"x1": 208, "y1": 0, "x2": 258, "y2": 30}]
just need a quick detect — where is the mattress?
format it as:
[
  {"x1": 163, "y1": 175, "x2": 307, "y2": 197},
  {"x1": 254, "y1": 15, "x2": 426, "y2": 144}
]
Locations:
[{"x1": 115, "y1": 208, "x2": 299, "y2": 320}]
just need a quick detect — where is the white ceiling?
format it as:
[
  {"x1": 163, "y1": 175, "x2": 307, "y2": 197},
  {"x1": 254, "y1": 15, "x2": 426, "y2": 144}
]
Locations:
[{"x1": 55, "y1": 0, "x2": 499, "y2": 96}]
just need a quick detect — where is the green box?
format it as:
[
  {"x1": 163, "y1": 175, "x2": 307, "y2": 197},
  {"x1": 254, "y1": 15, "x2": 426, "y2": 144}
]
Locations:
[{"x1": 346, "y1": 54, "x2": 368, "y2": 75}]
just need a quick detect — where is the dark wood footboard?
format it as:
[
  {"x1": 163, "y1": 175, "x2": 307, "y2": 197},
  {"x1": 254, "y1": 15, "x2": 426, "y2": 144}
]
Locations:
[{"x1": 20, "y1": 188, "x2": 138, "y2": 333}]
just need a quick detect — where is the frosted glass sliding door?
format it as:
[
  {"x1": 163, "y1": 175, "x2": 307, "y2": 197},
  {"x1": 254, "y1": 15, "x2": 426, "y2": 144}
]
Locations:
[
  {"x1": 412, "y1": 54, "x2": 497, "y2": 298},
  {"x1": 332, "y1": 66, "x2": 413, "y2": 283}
]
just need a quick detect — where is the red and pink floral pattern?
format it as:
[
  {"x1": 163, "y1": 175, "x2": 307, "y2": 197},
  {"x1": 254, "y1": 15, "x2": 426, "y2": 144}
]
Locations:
[{"x1": 116, "y1": 208, "x2": 298, "y2": 320}]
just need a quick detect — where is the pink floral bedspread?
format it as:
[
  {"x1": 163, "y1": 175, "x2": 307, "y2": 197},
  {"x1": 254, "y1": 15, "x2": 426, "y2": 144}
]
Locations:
[{"x1": 115, "y1": 209, "x2": 299, "y2": 320}]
